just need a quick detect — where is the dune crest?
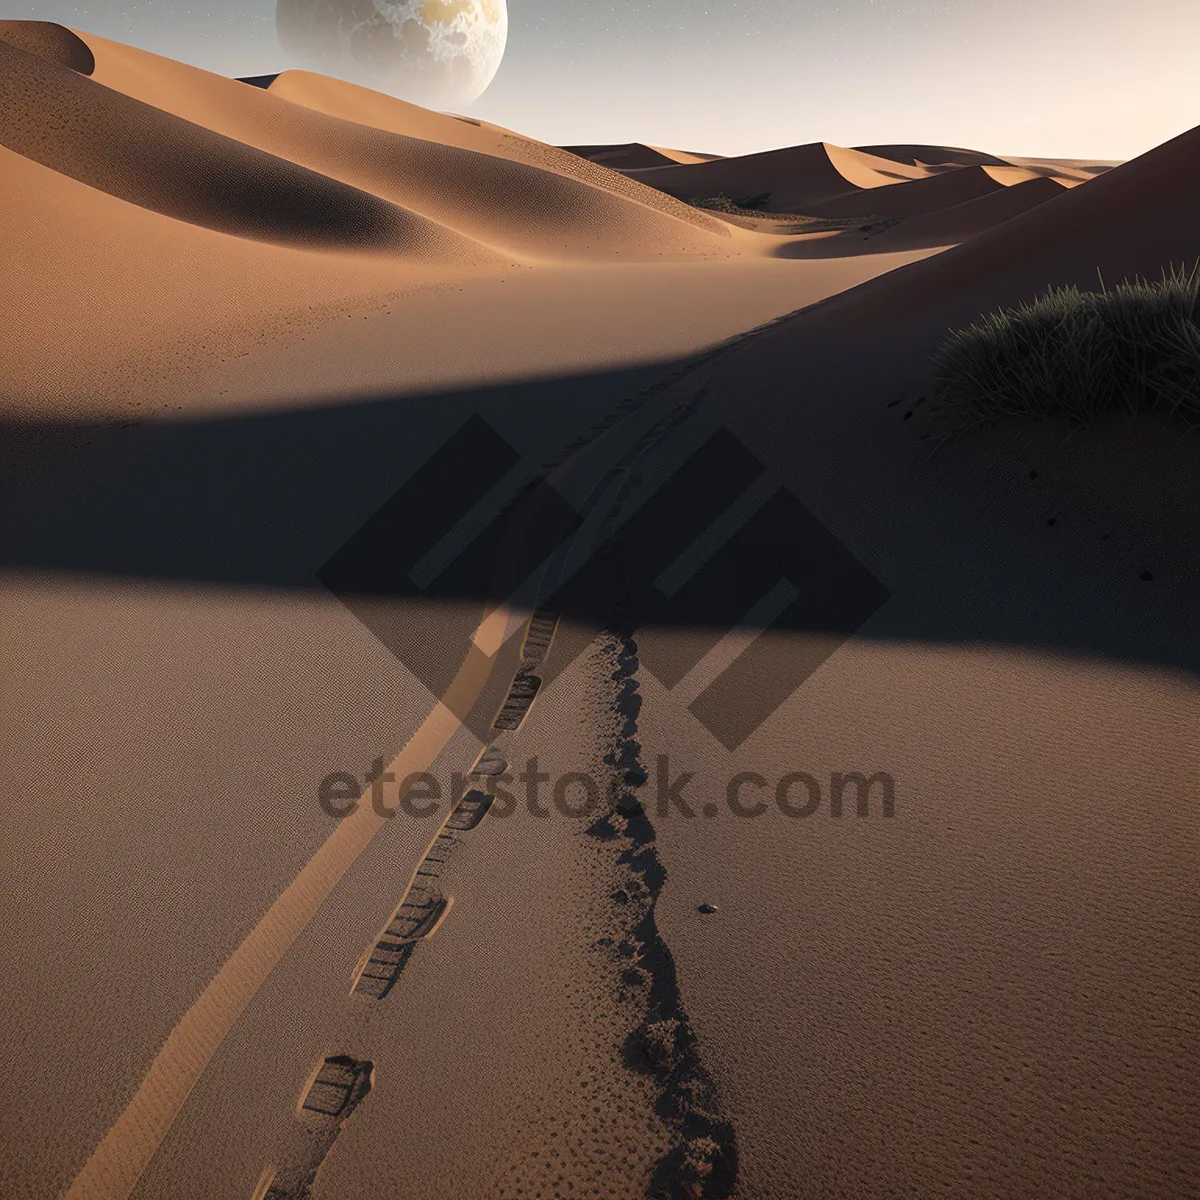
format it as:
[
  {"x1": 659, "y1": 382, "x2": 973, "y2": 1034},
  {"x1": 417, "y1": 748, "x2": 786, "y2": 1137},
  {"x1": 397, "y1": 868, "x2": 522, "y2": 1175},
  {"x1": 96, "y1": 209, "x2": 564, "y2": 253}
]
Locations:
[
  {"x1": 0, "y1": 19, "x2": 94, "y2": 74},
  {"x1": 0, "y1": 41, "x2": 468, "y2": 254},
  {"x1": 622, "y1": 141, "x2": 944, "y2": 213},
  {"x1": 66, "y1": 30, "x2": 733, "y2": 259},
  {"x1": 787, "y1": 123, "x2": 1200, "y2": 331},
  {"x1": 563, "y1": 142, "x2": 723, "y2": 170}
]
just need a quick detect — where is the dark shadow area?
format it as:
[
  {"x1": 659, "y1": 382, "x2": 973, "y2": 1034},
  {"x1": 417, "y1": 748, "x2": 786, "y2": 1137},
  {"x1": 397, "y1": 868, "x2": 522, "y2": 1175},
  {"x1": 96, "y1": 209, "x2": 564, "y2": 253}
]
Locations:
[
  {"x1": 769, "y1": 223, "x2": 927, "y2": 259},
  {"x1": 237, "y1": 72, "x2": 281, "y2": 88},
  {"x1": 2, "y1": 353, "x2": 1198, "y2": 702}
]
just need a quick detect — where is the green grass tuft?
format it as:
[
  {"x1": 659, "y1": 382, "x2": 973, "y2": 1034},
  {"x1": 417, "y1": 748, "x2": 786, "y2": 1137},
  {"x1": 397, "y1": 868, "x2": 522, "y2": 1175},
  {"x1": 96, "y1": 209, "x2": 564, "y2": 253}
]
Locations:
[{"x1": 928, "y1": 262, "x2": 1200, "y2": 428}]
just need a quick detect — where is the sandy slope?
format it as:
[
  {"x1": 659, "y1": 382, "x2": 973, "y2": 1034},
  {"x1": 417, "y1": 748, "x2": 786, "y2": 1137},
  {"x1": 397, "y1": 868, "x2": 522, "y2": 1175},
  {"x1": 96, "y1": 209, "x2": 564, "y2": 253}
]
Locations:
[
  {"x1": 854, "y1": 141, "x2": 1013, "y2": 168},
  {"x1": 622, "y1": 141, "x2": 932, "y2": 212},
  {"x1": 801, "y1": 163, "x2": 1070, "y2": 220},
  {"x1": 263, "y1": 69, "x2": 530, "y2": 153},
  {"x1": 76, "y1": 34, "x2": 735, "y2": 258},
  {"x1": 0, "y1": 17, "x2": 95, "y2": 71},
  {"x1": 1003, "y1": 154, "x2": 1123, "y2": 182},
  {"x1": 0, "y1": 43, "x2": 474, "y2": 255},
  {"x1": 792, "y1": 124, "x2": 1200, "y2": 331},
  {"x1": 0, "y1": 141, "x2": 509, "y2": 415},
  {"x1": 858, "y1": 143, "x2": 1118, "y2": 183},
  {"x1": 563, "y1": 142, "x2": 724, "y2": 169},
  {"x1": 868, "y1": 175, "x2": 1070, "y2": 250},
  {"x1": 624, "y1": 123, "x2": 1200, "y2": 1198}
]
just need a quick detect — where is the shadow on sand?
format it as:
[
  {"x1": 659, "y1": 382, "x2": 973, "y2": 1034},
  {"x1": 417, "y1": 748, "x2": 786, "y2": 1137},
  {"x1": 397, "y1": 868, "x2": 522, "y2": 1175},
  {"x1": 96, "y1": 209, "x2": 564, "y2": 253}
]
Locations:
[{"x1": 3, "y1": 353, "x2": 1198, "y2": 699}]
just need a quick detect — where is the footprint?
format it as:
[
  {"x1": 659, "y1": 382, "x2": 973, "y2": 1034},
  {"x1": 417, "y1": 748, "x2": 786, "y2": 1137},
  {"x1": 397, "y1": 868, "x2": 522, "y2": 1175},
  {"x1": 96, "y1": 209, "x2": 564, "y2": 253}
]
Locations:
[
  {"x1": 492, "y1": 671, "x2": 542, "y2": 731},
  {"x1": 384, "y1": 891, "x2": 452, "y2": 941},
  {"x1": 446, "y1": 788, "x2": 494, "y2": 832},
  {"x1": 299, "y1": 1056, "x2": 373, "y2": 1119},
  {"x1": 258, "y1": 1057, "x2": 373, "y2": 1198},
  {"x1": 352, "y1": 889, "x2": 453, "y2": 999},
  {"x1": 520, "y1": 608, "x2": 560, "y2": 668},
  {"x1": 470, "y1": 746, "x2": 509, "y2": 776}
]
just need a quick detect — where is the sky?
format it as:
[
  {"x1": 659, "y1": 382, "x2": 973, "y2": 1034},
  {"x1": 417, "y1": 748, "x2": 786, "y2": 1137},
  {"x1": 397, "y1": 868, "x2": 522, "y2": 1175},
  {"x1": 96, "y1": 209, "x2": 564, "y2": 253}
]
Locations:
[{"x1": 10, "y1": 1, "x2": 1200, "y2": 159}]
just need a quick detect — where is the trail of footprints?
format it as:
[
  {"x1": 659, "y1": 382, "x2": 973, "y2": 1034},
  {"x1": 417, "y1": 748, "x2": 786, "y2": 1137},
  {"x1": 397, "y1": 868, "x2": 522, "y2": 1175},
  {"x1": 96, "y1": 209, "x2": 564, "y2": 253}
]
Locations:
[{"x1": 257, "y1": 607, "x2": 559, "y2": 1197}]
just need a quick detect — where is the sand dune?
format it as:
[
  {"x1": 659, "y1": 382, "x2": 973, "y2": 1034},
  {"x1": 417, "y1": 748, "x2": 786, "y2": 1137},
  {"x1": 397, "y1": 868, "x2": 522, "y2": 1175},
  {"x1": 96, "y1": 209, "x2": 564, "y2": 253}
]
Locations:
[
  {"x1": 646, "y1": 143, "x2": 724, "y2": 165},
  {"x1": 622, "y1": 141, "x2": 931, "y2": 212},
  {"x1": 563, "y1": 142, "x2": 723, "y2": 169},
  {"x1": 0, "y1": 17, "x2": 95, "y2": 72},
  {"x1": 1000, "y1": 154, "x2": 1121, "y2": 183},
  {"x1": 0, "y1": 42, "x2": 460, "y2": 253},
  {"x1": 67, "y1": 32, "x2": 733, "y2": 262},
  {"x1": 872, "y1": 175, "x2": 1070, "y2": 248},
  {"x1": 0, "y1": 22, "x2": 1097, "y2": 413},
  {"x1": 854, "y1": 142, "x2": 1011, "y2": 168},
  {"x1": 0, "y1": 140, "x2": 507, "y2": 413},
  {"x1": 856, "y1": 143, "x2": 1117, "y2": 183},
  {"x1": 806, "y1": 162, "x2": 1041, "y2": 219},
  {"x1": 263, "y1": 69, "x2": 527, "y2": 155},
  {"x1": 774, "y1": 176, "x2": 1073, "y2": 259},
  {"x1": 794, "y1": 123, "x2": 1200, "y2": 330}
]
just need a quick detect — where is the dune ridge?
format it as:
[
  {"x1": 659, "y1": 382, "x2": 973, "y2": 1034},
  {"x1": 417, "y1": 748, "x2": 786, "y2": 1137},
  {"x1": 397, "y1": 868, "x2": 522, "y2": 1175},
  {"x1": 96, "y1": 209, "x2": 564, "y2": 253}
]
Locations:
[
  {"x1": 563, "y1": 142, "x2": 723, "y2": 169},
  {"x1": 854, "y1": 142, "x2": 1011, "y2": 168},
  {"x1": 0, "y1": 42, "x2": 467, "y2": 254},
  {"x1": 622, "y1": 141, "x2": 945, "y2": 213},
  {"x1": 0, "y1": 18, "x2": 94, "y2": 74},
  {"x1": 871, "y1": 175, "x2": 1070, "y2": 249},
  {"x1": 264, "y1": 68, "x2": 527, "y2": 154},
  {"x1": 69, "y1": 34, "x2": 733, "y2": 259},
  {"x1": 785, "y1": 123, "x2": 1200, "y2": 332},
  {"x1": 804, "y1": 163, "x2": 1039, "y2": 220}
]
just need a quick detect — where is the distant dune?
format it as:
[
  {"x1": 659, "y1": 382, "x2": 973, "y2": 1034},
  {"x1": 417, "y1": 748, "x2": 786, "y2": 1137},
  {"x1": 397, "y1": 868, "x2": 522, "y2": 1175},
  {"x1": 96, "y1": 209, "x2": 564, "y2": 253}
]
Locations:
[
  {"x1": 563, "y1": 142, "x2": 724, "y2": 169},
  {"x1": 869, "y1": 175, "x2": 1070, "y2": 249},
  {"x1": 618, "y1": 141, "x2": 930, "y2": 211},
  {"x1": 854, "y1": 142, "x2": 1011, "y2": 167},
  {"x1": 805, "y1": 163, "x2": 1044, "y2": 219},
  {"x1": 794, "y1": 124, "x2": 1199, "y2": 330}
]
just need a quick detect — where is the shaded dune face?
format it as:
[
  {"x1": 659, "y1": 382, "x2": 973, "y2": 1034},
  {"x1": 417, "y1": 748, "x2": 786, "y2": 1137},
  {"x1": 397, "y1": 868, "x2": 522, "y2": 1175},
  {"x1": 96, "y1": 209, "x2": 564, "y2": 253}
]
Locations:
[
  {"x1": 0, "y1": 19, "x2": 94, "y2": 74},
  {"x1": 806, "y1": 164, "x2": 1012, "y2": 219},
  {"x1": 57, "y1": 32, "x2": 732, "y2": 261},
  {"x1": 624, "y1": 142, "x2": 924, "y2": 213},
  {"x1": 854, "y1": 143, "x2": 1011, "y2": 168},
  {"x1": 0, "y1": 40, "x2": 468, "y2": 254},
  {"x1": 276, "y1": 0, "x2": 506, "y2": 107},
  {"x1": 781, "y1": 125, "x2": 1200, "y2": 336}
]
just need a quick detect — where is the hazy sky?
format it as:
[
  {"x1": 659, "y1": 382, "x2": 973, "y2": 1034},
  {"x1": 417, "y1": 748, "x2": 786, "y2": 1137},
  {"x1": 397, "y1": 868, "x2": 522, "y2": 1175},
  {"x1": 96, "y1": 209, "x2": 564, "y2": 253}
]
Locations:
[{"x1": 11, "y1": 1, "x2": 1200, "y2": 158}]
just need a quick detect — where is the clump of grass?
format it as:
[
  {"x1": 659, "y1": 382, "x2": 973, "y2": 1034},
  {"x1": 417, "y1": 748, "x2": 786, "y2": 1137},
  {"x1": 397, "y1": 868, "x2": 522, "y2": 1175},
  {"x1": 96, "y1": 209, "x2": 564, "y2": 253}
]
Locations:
[
  {"x1": 928, "y1": 262, "x2": 1200, "y2": 429},
  {"x1": 689, "y1": 192, "x2": 772, "y2": 215},
  {"x1": 737, "y1": 190, "x2": 772, "y2": 211}
]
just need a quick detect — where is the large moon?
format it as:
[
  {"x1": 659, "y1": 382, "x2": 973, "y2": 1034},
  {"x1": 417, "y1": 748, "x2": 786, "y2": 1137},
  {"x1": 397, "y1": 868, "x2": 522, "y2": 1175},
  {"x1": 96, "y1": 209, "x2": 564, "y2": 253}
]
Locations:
[{"x1": 275, "y1": 0, "x2": 508, "y2": 109}]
